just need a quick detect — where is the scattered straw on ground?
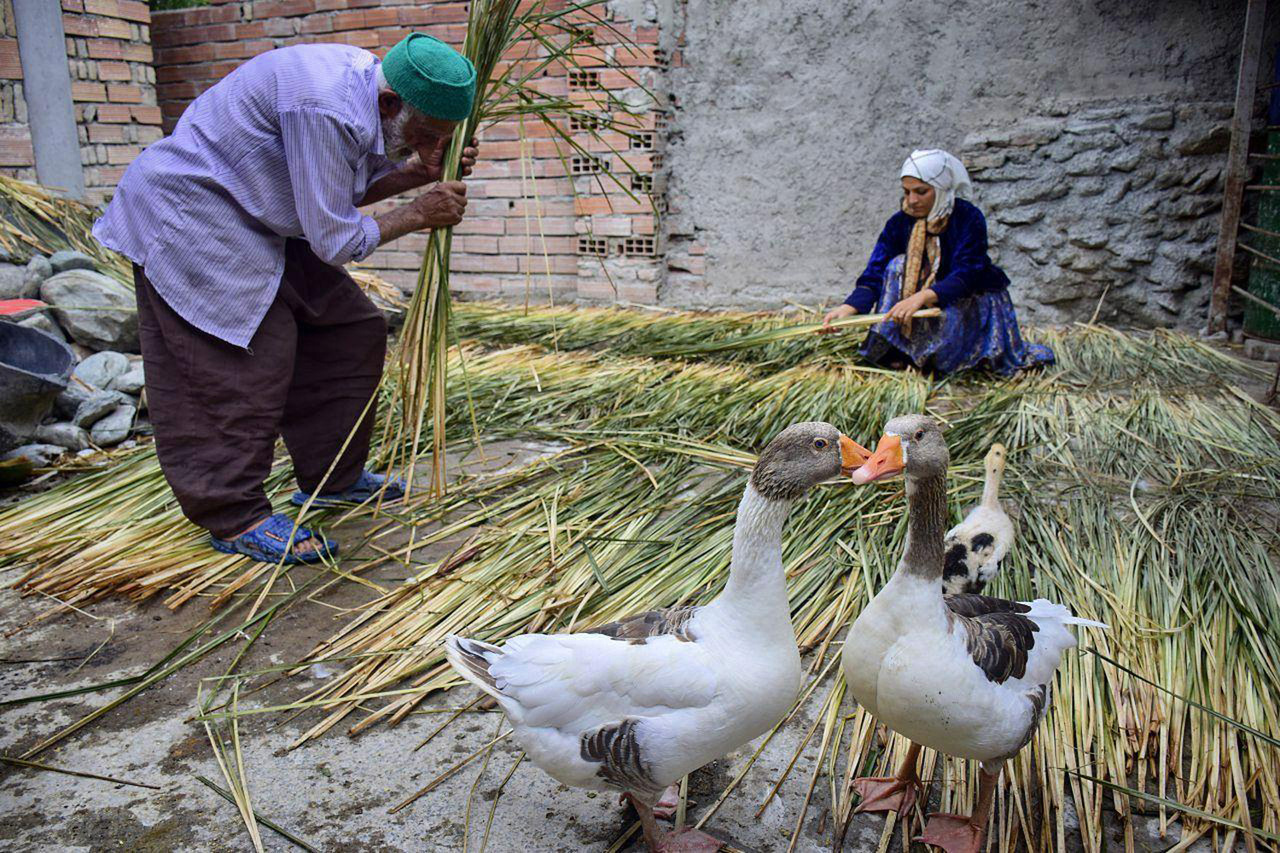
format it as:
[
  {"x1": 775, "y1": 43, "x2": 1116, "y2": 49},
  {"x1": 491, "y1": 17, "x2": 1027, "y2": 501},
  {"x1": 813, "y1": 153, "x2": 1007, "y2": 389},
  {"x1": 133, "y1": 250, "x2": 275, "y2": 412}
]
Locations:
[{"x1": 3, "y1": 302, "x2": 1278, "y2": 852}]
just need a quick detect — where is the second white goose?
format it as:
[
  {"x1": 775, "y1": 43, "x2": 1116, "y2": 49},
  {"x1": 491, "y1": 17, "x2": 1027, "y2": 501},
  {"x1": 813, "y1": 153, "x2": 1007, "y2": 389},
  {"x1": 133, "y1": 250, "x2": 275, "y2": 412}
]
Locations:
[{"x1": 840, "y1": 415, "x2": 1104, "y2": 853}]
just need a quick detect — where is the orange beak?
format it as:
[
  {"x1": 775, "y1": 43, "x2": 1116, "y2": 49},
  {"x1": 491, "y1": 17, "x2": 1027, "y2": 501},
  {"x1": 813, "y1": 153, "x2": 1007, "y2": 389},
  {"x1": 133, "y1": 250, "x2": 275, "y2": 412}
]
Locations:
[
  {"x1": 838, "y1": 434, "x2": 871, "y2": 476},
  {"x1": 849, "y1": 434, "x2": 903, "y2": 484}
]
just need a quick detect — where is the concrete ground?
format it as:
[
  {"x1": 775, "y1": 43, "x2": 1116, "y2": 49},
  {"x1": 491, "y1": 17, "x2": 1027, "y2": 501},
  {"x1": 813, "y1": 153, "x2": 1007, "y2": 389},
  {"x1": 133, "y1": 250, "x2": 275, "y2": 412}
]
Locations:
[{"x1": 0, "y1": 441, "x2": 1208, "y2": 852}]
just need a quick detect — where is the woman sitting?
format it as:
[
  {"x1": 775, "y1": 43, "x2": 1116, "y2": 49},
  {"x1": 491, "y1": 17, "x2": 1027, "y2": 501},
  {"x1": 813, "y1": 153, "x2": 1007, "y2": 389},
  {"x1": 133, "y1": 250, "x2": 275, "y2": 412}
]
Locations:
[{"x1": 822, "y1": 149, "x2": 1054, "y2": 376}]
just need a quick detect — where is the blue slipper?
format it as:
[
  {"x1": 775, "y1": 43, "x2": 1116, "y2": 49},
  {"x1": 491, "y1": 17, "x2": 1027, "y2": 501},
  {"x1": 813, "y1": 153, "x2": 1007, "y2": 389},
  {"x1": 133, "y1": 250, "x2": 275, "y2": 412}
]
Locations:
[
  {"x1": 290, "y1": 469, "x2": 406, "y2": 509},
  {"x1": 210, "y1": 512, "x2": 338, "y2": 564}
]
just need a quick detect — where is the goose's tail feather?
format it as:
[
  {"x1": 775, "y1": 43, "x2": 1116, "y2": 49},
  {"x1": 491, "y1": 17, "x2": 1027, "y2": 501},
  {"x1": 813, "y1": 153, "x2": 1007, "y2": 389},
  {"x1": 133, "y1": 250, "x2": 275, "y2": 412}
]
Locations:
[
  {"x1": 444, "y1": 635, "x2": 506, "y2": 701},
  {"x1": 1024, "y1": 599, "x2": 1109, "y2": 630}
]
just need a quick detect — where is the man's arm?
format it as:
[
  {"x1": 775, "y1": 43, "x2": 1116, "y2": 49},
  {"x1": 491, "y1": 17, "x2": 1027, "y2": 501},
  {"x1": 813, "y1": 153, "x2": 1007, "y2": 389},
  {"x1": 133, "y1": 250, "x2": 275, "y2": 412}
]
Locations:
[
  {"x1": 359, "y1": 161, "x2": 433, "y2": 208},
  {"x1": 358, "y1": 139, "x2": 479, "y2": 207},
  {"x1": 373, "y1": 181, "x2": 469, "y2": 247}
]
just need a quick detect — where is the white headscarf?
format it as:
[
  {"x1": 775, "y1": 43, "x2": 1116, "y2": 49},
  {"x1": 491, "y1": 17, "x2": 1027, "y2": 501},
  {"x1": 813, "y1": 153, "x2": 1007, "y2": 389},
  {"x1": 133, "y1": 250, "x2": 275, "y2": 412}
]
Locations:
[{"x1": 900, "y1": 149, "x2": 972, "y2": 221}]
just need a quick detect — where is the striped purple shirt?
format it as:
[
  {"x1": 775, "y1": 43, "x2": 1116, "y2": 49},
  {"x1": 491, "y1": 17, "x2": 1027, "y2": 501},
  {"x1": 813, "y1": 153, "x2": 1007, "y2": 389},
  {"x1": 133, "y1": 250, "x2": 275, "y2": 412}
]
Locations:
[{"x1": 94, "y1": 44, "x2": 397, "y2": 348}]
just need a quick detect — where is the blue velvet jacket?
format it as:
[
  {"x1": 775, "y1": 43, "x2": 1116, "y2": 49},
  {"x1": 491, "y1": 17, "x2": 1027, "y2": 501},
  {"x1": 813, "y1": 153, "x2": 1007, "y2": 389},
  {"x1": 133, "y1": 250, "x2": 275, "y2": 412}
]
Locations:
[{"x1": 844, "y1": 198, "x2": 1010, "y2": 313}]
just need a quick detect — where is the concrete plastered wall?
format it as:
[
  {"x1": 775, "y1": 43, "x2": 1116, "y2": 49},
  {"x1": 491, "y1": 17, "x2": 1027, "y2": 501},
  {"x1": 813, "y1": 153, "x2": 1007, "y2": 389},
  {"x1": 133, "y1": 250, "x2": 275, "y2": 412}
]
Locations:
[{"x1": 661, "y1": 0, "x2": 1270, "y2": 327}]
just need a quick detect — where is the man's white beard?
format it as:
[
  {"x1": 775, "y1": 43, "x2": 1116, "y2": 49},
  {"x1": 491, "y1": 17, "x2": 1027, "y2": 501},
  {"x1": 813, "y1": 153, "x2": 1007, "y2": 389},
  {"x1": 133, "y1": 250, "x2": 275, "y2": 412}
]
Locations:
[{"x1": 381, "y1": 109, "x2": 415, "y2": 162}]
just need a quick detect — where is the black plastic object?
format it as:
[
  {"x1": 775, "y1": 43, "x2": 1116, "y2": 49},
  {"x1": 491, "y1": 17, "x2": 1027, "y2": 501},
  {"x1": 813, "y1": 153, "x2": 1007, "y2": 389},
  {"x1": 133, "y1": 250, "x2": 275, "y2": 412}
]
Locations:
[{"x1": 0, "y1": 322, "x2": 74, "y2": 454}]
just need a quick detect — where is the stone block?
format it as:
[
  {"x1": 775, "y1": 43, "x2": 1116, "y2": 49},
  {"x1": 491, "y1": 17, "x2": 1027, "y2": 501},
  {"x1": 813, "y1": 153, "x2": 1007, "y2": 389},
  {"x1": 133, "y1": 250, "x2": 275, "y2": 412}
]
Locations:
[
  {"x1": 1064, "y1": 151, "x2": 1107, "y2": 177},
  {"x1": 34, "y1": 422, "x2": 90, "y2": 451},
  {"x1": 40, "y1": 270, "x2": 139, "y2": 352},
  {"x1": 1109, "y1": 149, "x2": 1141, "y2": 172},
  {"x1": 1064, "y1": 119, "x2": 1114, "y2": 135},
  {"x1": 1075, "y1": 178, "x2": 1106, "y2": 196},
  {"x1": 48, "y1": 250, "x2": 98, "y2": 273},
  {"x1": 90, "y1": 404, "x2": 136, "y2": 447},
  {"x1": 994, "y1": 208, "x2": 1044, "y2": 226},
  {"x1": 1172, "y1": 124, "x2": 1229, "y2": 156},
  {"x1": 1133, "y1": 109, "x2": 1174, "y2": 131},
  {"x1": 72, "y1": 350, "x2": 130, "y2": 389},
  {"x1": 965, "y1": 151, "x2": 1007, "y2": 171}
]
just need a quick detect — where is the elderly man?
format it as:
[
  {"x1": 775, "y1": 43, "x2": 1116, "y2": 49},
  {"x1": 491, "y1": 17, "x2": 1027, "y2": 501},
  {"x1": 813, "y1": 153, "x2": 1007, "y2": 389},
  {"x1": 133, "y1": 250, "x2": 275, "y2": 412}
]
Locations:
[{"x1": 94, "y1": 34, "x2": 478, "y2": 564}]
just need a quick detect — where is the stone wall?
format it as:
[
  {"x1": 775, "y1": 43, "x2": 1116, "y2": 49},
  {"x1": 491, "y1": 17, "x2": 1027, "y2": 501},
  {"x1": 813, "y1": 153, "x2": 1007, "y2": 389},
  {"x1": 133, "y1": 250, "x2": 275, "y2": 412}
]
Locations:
[
  {"x1": 0, "y1": 0, "x2": 159, "y2": 201},
  {"x1": 960, "y1": 101, "x2": 1231, "y2": 328},
  {"x1": 150, "y1": 0, "x2": 667, "y2": 302}
]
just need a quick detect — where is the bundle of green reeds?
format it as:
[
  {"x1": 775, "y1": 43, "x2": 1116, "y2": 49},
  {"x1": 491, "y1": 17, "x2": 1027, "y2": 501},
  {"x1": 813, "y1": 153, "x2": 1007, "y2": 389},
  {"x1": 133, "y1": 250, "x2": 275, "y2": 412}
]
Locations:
[{"x1": 387, "y1": 0, "x2": 654, "y2": 496}]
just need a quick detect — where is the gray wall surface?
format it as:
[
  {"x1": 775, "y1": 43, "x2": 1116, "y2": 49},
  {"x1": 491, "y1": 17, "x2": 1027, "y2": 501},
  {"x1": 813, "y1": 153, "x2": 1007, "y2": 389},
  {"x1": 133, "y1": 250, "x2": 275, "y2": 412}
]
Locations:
[{"x1": 660, "y1": 0, "x2": 1271, "y2": 327}]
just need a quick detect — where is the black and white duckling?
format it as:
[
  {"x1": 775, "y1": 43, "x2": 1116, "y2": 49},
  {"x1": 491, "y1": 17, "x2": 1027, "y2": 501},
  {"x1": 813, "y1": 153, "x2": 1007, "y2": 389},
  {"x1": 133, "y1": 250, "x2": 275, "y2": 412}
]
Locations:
[
  {"x1": 840, "y1": 416, "x2": 1104, "y2": 853},
  {"x1": 943, "y1": 443, "x2": 1013, "y2": 595},
  {"x1": 446, "y1": 422, "x2": 869, "y2": 853}
]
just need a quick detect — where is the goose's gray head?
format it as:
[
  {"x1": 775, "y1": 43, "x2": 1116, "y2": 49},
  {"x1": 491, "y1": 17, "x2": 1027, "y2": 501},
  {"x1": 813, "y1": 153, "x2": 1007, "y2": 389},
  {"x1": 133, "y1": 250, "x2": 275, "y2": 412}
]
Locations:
[
  {"x1": 849, "y1": 414, "x2": 949, "y2": 484},
  {"x1": 750, "y1": 422, "x2": 869, "y2": 502}
]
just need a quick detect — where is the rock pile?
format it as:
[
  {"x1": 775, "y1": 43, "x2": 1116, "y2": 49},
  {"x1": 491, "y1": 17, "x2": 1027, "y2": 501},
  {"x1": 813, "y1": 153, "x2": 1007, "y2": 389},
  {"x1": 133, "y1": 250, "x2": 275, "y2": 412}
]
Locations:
[{"x1": 1, "y1": 250, "x2": 145, "y2": 473}]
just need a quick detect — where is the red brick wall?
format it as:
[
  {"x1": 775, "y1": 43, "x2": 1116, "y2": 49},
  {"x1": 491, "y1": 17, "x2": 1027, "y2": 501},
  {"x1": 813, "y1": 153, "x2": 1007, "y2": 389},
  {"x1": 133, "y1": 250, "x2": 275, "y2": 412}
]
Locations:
[
  {"x1": 0, "y1": 0, "x2": 159, "y2": 200},
  {"x1": 0, "y1": 1, "x2": 34, "y2": 180},
  {"x1": 62, "y1": 0, "x2": 162, "y2": 201},
  {"x1": 150, "y1": 0, "x2": 667, "y2": 304}
]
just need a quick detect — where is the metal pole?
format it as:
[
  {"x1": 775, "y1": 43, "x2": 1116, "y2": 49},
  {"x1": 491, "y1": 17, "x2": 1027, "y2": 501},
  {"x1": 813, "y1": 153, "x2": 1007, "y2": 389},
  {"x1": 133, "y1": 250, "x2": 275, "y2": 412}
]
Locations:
[{"x1": 1209, "y1": 0, "x2": 1268, "y2": 333}]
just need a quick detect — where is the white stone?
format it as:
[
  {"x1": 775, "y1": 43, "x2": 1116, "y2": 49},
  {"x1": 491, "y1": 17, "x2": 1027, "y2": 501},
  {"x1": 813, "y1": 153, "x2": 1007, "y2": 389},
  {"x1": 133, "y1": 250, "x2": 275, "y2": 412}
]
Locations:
[
  {"x1": 17, "y1": 311, "x2": 67, "y2": 343},
  {"x1": 1, "y1": 443, "x2": 66, "y2": 466},
  {"x1": 73, "y1": 391, "x2": 123, "y2": 429},
  {"x1": 48, "y1": 250, "x2": 97, "y2": 273},
  {"x1": 23, "y1": 256, "x2": 53, "y2": 295},
  {"x1": 0, "y1": 263, "x2": 27, "y2": 300}
]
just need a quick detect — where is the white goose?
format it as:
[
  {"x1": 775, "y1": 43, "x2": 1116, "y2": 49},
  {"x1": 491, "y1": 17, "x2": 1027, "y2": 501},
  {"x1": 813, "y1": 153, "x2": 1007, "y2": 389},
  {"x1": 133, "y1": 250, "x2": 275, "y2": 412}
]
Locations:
[
  {"x1": 942, "y1": 443, "x2": 1014, "y2": 595},
  {"x1": 446, "y1": 422, "x2": 868, "y2": 853},
  {"x1": 840, "y1": 415, "x2": 1104, "y2": 853}
]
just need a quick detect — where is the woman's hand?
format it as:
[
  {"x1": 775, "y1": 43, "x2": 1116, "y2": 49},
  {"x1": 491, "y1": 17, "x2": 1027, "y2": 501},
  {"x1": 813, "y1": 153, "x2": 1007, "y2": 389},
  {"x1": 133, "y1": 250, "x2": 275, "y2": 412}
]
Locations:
[
  {"x1": 885, "y1": 289, "x2": 937, "y2": 326},
  {"x1": 819, "y1": 303, "x2": 858, "y2": 334}
]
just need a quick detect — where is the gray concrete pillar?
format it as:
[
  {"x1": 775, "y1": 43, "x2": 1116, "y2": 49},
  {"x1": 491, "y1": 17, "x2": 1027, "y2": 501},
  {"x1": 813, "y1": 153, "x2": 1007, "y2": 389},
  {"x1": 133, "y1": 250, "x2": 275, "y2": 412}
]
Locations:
[{"x1": 12, "y1": 0, "x2": 85, "y2": 199}]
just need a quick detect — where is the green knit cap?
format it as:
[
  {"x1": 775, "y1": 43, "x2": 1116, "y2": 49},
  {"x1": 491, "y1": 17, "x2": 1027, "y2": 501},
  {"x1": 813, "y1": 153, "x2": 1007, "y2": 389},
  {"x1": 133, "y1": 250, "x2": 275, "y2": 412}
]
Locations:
[{"x1": 382, "y1": 34, "x2": 476, "y2": 122}]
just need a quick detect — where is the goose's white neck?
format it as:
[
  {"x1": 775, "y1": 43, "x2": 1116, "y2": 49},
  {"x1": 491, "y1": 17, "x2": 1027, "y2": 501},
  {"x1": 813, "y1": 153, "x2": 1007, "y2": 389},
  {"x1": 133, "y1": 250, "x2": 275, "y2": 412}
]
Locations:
[
  {"x1": 981, "y1": 462, "x2": 1004, "y2": 509},
  {"x1": 719, "y1": 484, "x2": 793, "y2": 625}
]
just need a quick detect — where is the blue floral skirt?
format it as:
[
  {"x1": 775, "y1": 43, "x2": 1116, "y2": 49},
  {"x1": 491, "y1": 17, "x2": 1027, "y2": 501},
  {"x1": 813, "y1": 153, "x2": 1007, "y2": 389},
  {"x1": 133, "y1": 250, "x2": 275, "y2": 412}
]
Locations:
[{"x1": 860, "y1": 256, "x2": 1055, "y2": 377}]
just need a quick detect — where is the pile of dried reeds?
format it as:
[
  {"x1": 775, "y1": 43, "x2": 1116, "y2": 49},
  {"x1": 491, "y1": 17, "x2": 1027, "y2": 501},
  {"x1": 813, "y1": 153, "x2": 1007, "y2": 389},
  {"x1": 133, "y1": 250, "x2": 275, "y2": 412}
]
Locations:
[{"x1": 0, "y1": 175, "x2": 131, "y2": 283}]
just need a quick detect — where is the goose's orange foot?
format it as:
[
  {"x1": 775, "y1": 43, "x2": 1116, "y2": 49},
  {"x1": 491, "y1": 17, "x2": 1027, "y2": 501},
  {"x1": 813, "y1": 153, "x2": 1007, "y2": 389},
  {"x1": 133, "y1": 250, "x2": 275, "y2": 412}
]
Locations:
[
  {"x1": 915, "y1": 812, "x2": 986, "y2": 853},
  {"x1": 652, "y1": 784, "x2": 681, "y2": 820},
  {"x1": 654, "y1": 827, "x2": 724, "y2": 853},
  {"x1": 617, "y1": 785, "x2": 680, "y2": 820},
  {"x1": 852, "y1": 774, "x2": 920, "y2": 814}
]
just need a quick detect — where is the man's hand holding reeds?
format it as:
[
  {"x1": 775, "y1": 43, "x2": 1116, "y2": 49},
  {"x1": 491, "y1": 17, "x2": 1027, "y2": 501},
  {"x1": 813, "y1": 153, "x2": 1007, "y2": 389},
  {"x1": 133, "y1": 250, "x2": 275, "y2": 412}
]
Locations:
[
  {"x1": 374, "y1": 181, "x2": 468, "y2": 246},
  {"x1": 419, "y1": 137, "x2": 479, "y2": 183}
]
